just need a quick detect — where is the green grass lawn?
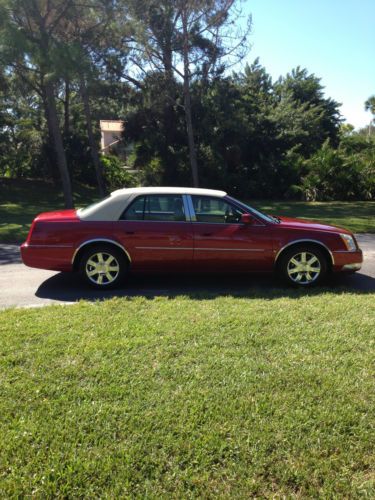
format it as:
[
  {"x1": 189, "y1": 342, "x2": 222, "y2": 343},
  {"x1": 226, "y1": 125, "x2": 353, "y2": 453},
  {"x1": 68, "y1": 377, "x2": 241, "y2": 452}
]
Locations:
[
  {"x1": 1, "y1": 291, "x2": 374, "y2": 497},
  {"x1": 0, "y1": 178, "x2": 374, "y2": 243}
]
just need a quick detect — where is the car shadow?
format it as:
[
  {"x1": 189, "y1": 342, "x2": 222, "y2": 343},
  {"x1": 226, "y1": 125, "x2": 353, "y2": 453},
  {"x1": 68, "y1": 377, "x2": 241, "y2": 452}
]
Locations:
[{"x1": 35, "y1": 270, "x2": 375, "y2": 303}]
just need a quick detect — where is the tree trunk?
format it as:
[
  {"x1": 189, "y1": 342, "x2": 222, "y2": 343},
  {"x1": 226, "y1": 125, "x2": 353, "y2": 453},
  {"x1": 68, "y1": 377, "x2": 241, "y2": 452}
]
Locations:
[
  {"x1": 44, "y1": 80, "x2": 74, "y2": 208},
  {"x1": 80, "y1": 76, "x2": 106, "y2": 197},
  {"x1": 182, "y1": 11, "x2": 199, "y2": 187},
  {"x1": 40, "y1": 89, "x2": 59, "y2": 185},
  {"x1": 183, "y1": 78, "x2": 199, "y2": 187},
  {"x1": 162, "y1": 42, "x2": 177, "y2": 184},
  {"x1": 64, "y1": 78, "x2": 70, "y2": 137}
]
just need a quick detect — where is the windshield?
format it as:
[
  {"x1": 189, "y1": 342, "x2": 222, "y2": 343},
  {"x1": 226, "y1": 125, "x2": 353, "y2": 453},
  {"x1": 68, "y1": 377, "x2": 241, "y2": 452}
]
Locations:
[{"x1": 226, "y1": 196, "x2": 279, "y2": 224}]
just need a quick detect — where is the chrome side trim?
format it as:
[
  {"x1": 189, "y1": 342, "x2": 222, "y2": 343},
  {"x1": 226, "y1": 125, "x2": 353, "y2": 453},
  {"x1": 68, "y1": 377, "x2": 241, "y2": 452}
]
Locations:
[
  {"x1": 135, "y1": 246, "x2": 264, "y2": 252},
  {"x1": 274, "y1": 239, "x2": 335, "y2": 265},
  {"x1": 187, "y1": 221, "x2": 266, "y2": 226},
  {"x1": 71, "y1": 239, "x2": 132, "y2": 264},
  {"x1": 26, "y1": 244, "x2": 73, "y2": 248},
  {"x1": 135, "y1": 246, "x2": 193, "y2": 250},
  {"x1": 333, "y1": 250, "x2": 362, "y2": 254},
  {"x1": 195, "y1": 248, "x2": 265, "y2": 252}
]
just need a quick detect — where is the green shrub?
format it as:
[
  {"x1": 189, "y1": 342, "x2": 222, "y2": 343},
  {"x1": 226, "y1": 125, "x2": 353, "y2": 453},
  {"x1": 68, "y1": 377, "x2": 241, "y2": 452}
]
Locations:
[
  {"x1": 101, "y1": 155, "x2": 137, "y2": 191},
  {"x1": 301, "y1": 141, "x2": 375, "y2": 201},
  {"x1": 138, "y1": 156, "x2": 164, "y2": 186}
]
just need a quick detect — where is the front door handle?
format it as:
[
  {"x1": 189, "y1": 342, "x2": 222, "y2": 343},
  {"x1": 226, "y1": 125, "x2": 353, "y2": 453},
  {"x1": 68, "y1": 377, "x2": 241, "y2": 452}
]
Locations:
[
  {"x1": 125, "y1": 231, "x2": 135, "y2": 235},
  {"x1": 202, "y1": 232, "x2": 213, "y2": 237}
]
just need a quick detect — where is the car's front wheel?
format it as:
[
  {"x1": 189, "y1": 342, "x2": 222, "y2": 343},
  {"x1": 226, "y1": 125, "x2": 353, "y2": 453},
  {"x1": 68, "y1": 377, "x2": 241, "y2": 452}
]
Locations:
[
  {"x1": 279, "y1": 245, "x2": 328, "y2": 287},
  {"x1": 79, "y1": 244, "x2": 128, "y2": 289}
]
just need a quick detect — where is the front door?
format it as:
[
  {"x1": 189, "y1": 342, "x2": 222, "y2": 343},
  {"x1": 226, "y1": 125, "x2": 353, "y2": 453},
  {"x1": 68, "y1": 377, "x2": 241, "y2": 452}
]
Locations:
[{"x1": 189, "y1": 195, "x2": 273, "y2": 272}]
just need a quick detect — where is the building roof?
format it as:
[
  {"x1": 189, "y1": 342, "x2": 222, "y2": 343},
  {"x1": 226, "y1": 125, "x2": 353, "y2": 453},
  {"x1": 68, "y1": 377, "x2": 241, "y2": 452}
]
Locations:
[{"x1": 100, "y1": 120, "x2": 124, "y2": 132}]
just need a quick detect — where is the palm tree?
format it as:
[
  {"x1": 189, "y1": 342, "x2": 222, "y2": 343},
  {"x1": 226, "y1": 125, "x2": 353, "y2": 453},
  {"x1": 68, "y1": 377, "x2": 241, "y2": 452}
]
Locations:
[{"x1": 365, "y1": 95, "x2": 375, "y2": 122}]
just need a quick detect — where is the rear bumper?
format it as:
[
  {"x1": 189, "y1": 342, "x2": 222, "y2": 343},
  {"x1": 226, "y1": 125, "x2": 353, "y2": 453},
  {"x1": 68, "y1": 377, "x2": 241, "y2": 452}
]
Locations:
[
  {"x1": 20, "y1": 243, "x2": 74, "y2": 272},
  {"x1": 332, "y1": 249, "x2": 363, "y2": 272}
]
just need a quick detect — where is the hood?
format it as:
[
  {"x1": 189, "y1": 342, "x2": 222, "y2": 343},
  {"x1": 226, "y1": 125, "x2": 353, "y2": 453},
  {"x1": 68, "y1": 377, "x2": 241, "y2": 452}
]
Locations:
[
  {"x1": 276, "y1": 216, "x2": 351, "y2": 234},
  {"x1": 35, "y1": 209, "x2": 78, "y2": 222}
]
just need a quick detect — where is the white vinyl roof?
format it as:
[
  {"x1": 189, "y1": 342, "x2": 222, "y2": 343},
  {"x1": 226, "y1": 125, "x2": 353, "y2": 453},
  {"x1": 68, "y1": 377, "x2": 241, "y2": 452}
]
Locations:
[
  {"x1": 110, "y1": 187, "x2": 227, "y2": 197},
  {"x1": 78, "y1": 186, "x2": 227, "y2": 221}
]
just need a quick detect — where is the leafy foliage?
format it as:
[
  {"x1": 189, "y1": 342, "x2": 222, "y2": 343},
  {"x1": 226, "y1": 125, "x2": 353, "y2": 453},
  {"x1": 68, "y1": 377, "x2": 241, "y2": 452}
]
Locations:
[
  {"x1": 0, "y1": 1, "x2": 373, "y2": 201},
  {"x1": 100, "y1": 155, "x2": 137, "y2": 191}
]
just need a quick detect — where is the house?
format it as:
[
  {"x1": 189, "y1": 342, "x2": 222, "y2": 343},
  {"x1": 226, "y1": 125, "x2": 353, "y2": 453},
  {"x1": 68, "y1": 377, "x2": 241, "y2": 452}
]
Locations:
[{"x1": 100, "y1": 120, "x2": 125, "y2": 156}]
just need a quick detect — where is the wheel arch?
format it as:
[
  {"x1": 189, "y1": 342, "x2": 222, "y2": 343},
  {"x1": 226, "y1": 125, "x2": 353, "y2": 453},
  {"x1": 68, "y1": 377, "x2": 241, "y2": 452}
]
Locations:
[
  {"x1": 274, "y1": 239, "x2": 334, "y2": 270},
  {"x1": 72, "y1": 239, "x2": 131, "y2": 272}
]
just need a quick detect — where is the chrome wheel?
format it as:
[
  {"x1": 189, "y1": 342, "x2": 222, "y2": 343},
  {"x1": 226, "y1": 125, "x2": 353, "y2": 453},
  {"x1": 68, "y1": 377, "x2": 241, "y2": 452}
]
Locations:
[
  {"x1": 85, "y1": 252, "x2": 120, "y2": 286},
  {"x1": 287, "y1": 251, "x2": 321, "y2": 285}
]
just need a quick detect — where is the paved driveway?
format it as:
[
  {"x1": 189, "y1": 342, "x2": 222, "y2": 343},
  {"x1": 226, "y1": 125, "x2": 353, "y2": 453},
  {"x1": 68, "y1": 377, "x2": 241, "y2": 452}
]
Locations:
[{"x1": 0, "y1": 234, "x2": 374, "y2": 309}]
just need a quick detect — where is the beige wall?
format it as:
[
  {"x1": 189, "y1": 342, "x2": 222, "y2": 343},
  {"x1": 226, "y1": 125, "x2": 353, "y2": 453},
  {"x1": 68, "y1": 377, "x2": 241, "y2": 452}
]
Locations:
[{"x1": 100, "y1": 120, "x2": 124, "y2": 153}]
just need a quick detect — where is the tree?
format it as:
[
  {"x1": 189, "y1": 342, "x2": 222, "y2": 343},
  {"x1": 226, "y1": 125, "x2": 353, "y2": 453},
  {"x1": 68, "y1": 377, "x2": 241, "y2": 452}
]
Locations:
[
  {"x1": 0, "y1": 0, "x2": 75, "y2": 207},
  {"x1": 273, "y1": 67, "x2": 342, "y2": 155},
  {"x1": 126, "y1": 0, "x2": 251, "y2": 186},
  {"x1": 194, "y1": 60, "x2": 279, "y2": 196},
  {"x1": 0, "y1": 68, "x2": 48, "y2": 178},
  {"x1": 55, "y1": 0, "x2": 120, "y2": 197},
  {"x1": 365, "y1": 95, "x2": 375, "y2": 120},
  {"x1": 365, "y1": 96, "x2": 375, "y2": 140},
  {"x1": 2, "y1": 1, "x2": 372, "y2": 203}
]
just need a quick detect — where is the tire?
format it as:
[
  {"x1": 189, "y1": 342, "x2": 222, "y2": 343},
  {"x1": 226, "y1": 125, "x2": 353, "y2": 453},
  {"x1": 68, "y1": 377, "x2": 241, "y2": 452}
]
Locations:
[
  {"x1": 278, "y1": 245, "x2": 328, "y2": 287},
  {"x1": 79, "y1": 244, "x2": 128, "y2": 289}
]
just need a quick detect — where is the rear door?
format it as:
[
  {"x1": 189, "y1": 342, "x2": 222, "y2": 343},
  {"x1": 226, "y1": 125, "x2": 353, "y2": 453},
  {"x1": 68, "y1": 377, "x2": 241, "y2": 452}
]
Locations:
[
  {"x1": 114, "y1": 194, "x2": 194, "y2": 271},
  {"x1": 189, "y1": 195, "x2": 273, "y2": 272}
]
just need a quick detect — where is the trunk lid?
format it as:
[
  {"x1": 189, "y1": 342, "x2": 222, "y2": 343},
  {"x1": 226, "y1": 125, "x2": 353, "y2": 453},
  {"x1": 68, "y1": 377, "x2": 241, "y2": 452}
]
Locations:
[{"x1": 35, "y1": 209, "x2": 78, "y2": 222}]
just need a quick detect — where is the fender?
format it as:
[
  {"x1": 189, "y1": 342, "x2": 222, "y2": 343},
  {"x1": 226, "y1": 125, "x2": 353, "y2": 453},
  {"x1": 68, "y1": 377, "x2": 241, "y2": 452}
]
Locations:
[
  {"x1": 71, "y1": 238, "x2": 132, "y2": 265},
  {"x1": 274, "y1": 239, "x2": 335, "y2": 265}
]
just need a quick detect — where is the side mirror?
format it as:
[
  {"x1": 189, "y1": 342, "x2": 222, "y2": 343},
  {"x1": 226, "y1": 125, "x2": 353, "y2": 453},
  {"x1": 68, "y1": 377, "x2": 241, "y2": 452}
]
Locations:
[{"x1": 241, "y1": 213, "x2": 254, "y2": 225}]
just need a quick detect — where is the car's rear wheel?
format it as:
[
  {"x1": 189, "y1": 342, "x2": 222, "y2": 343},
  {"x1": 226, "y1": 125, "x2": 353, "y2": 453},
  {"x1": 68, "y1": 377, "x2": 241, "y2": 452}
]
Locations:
[
  {"x1": 79, "y1": 244, "x2": 128, "y2": 289},
  {"x1": 279, "y1": 245, "x2": 328, "y2": 287}
]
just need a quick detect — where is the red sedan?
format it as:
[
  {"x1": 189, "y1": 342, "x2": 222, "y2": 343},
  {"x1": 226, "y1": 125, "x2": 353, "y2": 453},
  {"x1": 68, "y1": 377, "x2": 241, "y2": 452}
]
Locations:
[{"x1": 21, "y1": 187, "x2": 363, "y2": 288}]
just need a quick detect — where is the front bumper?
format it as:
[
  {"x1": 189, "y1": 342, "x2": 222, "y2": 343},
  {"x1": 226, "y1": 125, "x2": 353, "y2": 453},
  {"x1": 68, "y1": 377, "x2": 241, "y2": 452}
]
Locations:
[
  {"x1": 341, "y1": 262, "x2": 362, "y2": 271},
  {"x1": 332, "y1": 248, "x2": 363, "y2": 273}
]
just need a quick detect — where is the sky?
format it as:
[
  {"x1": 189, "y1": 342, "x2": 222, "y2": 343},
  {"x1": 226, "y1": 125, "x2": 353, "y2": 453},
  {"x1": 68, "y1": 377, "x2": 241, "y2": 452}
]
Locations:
[{"x1": 241, "y1": 0, "x2": 374, "y2": 129}]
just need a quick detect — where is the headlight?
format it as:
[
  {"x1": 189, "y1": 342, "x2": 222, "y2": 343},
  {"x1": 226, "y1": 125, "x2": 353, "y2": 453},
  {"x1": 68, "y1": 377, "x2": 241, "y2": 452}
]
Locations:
[{"x1": 340, "y1": 233, "x2": 356, "y2": 251}]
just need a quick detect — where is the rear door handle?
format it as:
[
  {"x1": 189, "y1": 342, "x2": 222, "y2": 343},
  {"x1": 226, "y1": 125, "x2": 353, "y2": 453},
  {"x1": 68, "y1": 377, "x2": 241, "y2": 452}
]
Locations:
[
  {"x1": 202, "y1": 233, "x2": 213, "y2": 236},
  {"x1": 125, "y1": 231, "x2": 135, "y2": 235}
]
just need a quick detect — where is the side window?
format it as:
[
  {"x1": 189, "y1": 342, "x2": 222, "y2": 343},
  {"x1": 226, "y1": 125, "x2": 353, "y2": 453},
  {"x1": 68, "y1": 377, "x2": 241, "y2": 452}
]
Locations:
[
  {"x1": 192, "y1": 196, "x2": 243, "y2": 224},
  {"x1": 121, "y1": 195, "x2": 186, "y2": 222},
  {"x1": 144, "y1": 195, "x2": 185, "y2": 221},
  {"x1": 121, "y1": 196, "x2": 145, "y2": 220}
]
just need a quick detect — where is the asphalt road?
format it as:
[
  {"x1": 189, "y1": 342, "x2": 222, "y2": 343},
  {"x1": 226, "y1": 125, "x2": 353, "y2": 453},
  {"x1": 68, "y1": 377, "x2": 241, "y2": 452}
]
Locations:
[{"x1": 1, "y1": 234, "x2": 374, "y2": 309}]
